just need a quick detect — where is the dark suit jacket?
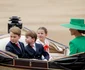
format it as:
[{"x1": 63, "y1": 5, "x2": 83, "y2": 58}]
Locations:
[
  {"x1": 5, "y1": 41, "x2": 26, "y2": 58},
  {"x1": 25, "y1": 43, "x2": 49, "y2": 60}
]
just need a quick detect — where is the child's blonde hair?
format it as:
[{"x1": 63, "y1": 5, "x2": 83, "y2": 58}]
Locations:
[{"x1": 9, "y1": 26, "x2": 21, "y2": 36}]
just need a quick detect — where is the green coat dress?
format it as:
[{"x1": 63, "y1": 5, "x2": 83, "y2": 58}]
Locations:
[{"x1": 69, "y1": 36, "x2": 85, "y2": 55}]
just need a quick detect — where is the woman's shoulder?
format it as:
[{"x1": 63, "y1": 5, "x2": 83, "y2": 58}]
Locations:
[{"x1": 70, "y1": 36, "x2": 85, "y2": 43}]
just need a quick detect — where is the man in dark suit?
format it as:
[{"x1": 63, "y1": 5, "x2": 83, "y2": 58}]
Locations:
[
  {"x1": 6, "y1": 26, "x2": 26, "y2": 58},
  {"x1": 25, "y1": 30, "x2": 49, "y2": 60}
]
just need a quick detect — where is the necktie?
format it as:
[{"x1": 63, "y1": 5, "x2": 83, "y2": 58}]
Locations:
[{"x1": 16, "y1": 43, "x2": 21, "y2": 49}]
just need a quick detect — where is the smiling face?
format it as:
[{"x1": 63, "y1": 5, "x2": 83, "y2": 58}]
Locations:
[
  {"x1": 37, "y1": 29, "x2": 47, "y2": 42},
  {"x1": 10, "y1": 32, "x2": 20, "y2": 43}
]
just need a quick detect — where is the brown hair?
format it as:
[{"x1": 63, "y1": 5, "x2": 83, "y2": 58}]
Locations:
[
  {"x1": 78, "y1": 30, "x2": 85, "y2": 34},
  {"x1": 38, "y1": 27, "x2": 48, "y2": 34},
  {"x1": 25, "y1": 30, "x2": 37, "y2": 41},
  {"x1": 9, "y1": 26, "x2": 21, "y2": 36}
]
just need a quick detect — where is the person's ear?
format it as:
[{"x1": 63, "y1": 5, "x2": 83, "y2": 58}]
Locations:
[
  {"x1": 33, "y1": 38, "x2": 35, "y2": 42},
  {"x1": 45, "y1": 34, "x2": 47, "y2": 36},
  {"x1": 18, "y1": 35, "x2": 21, "y2": 39}
]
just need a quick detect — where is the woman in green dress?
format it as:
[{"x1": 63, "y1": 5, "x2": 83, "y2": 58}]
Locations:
[{"x1": 61, "y1": 18, "x2": 85, "y2": 55}]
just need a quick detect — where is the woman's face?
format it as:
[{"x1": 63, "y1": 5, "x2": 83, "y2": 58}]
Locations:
[{"x1": 69, "y1": 28, "x2": 77, "y2": 35}]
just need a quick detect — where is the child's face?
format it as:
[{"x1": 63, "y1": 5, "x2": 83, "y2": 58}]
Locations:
[
  {"x1": 10, "y1": 32, "x2": 20, "y2": 43},
  {"x1": 25, "y1": 36, "x2": 34, "y2": 44},
  {"x1": 37, "y1": 29, "x2": 47, "y2": 41}
]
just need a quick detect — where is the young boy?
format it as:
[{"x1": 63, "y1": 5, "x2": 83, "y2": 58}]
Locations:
[
  {"x1": 5, "y1": 26, "x2": 26, "y2": 58},
  {"x1": 25, "y1": 30, "x2": 49, "y2": 60}
]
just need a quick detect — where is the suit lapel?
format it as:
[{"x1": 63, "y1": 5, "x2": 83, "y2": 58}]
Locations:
[
  {"x1": 15, "y1": 44, "x2": 22, "y2": 53},
  {"x1": 35, "y1": 43, "x2": 39, "y2": 53},
  {"x1": 19, "y1": 42, "x2": 23, "y2": 52},
  {"x1": 10, "y1": 42, "x2": 22, "y2": 54},
  {"x1": 28, "y1": 45, "x2": 36, "y2": 54}
]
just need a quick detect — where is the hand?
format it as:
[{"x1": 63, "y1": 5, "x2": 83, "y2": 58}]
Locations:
[{"x1": 43, "y1": 59, "x2": 47, "y2": 61}]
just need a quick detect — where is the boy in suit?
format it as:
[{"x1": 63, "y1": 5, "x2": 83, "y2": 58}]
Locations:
[
  {"x1": 25, "y1": 30, "x2": 49, "y2": 60},
  {"x1": 5, "y1": 26, "x2": 26, "y2": 58}
]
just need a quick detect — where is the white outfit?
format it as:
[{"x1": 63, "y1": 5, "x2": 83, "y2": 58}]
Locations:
[
  {"x1": 36, "y1": 39, "x2": 49, "y2": 47},
  {"x1": 36, "y1": 39, "x2": 52, "y2": 60},
  {"x1": 36, "y1": 39, "x2": 50, "y2": 53}
]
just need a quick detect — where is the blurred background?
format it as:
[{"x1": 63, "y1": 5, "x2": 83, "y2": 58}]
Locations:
[{"x1": 0, "y1": 0, "x2": 85, "y2": 46}]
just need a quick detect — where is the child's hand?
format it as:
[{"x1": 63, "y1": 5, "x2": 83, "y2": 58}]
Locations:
[{"x1": 43, "y1": 59, "x2": 47, "y2": 61}]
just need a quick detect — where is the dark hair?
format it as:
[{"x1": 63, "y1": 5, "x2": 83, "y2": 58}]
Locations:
[
  {"x1": 25, "y1": 30, "x2": 37, "y2": 41},
  {"x1": 38, "y1": 27, "x2": 48, "y2": 34},
  {"x1": 77, "y1": 30, "x2": 85, "y2": 34}
]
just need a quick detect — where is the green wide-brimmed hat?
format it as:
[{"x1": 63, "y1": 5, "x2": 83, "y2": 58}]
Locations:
[{"x1": 61, "y1": 18, "x2": 85, "y2": 30}]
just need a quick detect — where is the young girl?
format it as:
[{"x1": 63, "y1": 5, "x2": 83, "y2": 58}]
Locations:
[{"x1": 36, "y1": 27, "x2": 50, "y2": 53}]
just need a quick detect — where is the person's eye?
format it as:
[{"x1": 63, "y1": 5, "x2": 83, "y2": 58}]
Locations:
[
  {"x1": 14, "y1": 36, "x2": 16, "y2": 38},
  {"x1": 41, "y1": 33, "x2": 43, "y2": 34},
  {"x1": 10, "y1": 36, "x2": 12, "y2": 38}
]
